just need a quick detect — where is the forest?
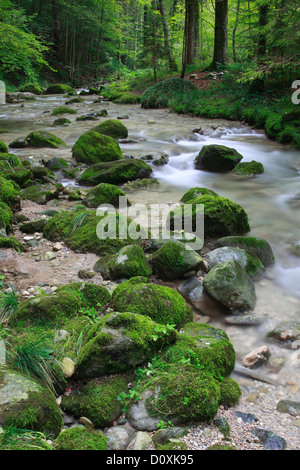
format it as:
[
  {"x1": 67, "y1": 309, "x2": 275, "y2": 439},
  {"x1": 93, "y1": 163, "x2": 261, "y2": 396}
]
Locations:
[{"x1": 0, "y1": 0, "x2": 299, "y2": 454}]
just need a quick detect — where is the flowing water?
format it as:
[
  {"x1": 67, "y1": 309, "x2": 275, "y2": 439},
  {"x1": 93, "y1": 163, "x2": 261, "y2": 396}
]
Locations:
[{"x1": 1, "y1": 93, "x2": 300, "y2": 391}]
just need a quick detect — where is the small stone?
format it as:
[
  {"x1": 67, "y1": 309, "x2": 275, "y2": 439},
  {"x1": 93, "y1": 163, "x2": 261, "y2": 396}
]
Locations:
[
  {"x1": 44, "y1": 251, "x2": 56, "y2": 261},
  {"x1": 62, "y1": 357, "x2": 75, "y2": 378},
  {"x1": 79, "y1": 417, "x2": 94, "y2": 428},
  {"x1": 53, "y1": 242, "x2": 62, "y2": 251},
  {"x1": 242, "y1": 345, "x2": 271, "y2": 369}
]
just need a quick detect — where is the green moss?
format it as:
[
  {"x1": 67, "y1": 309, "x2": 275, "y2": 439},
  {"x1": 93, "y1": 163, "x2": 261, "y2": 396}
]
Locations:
[
  {"x1": 219, "y1": 377, "x2": 242, "y2": 407},
  {"x1": 0, "y1": 167, "x2": 33, "y2": 187},
  {"x1": 56, "y1": 282, "x2": 111, "y2": 309},
  {"x1": 265, "y1": 113, "x2": 283, "y2": 139},
  {"x1": 0, "y1": 141, "x2": 8, "y2": 154},
  {"x1": 0, "y1": 237, "x2": 27, "y2": 252},
  {"x1": 52, "y1": 118, "x2": 72, "y2": 126},
  {"x1": 0, "y1": 201, "x2": 14, "y2": 232},
  {"x1": 46, "y1": 84, "x2": 76, "y2": 95},
  {"x1": 156, "y1": 441, "x2": 188, "y2": 451},
  {"x1": 107, "y1": 245, "x2": 152, "y2": 280},
  {"x1": 54, "y1": 427, "x2": 107, "y2": 450},
  {"x1": 65, "y1": 97, "x2": 84, "y2": 104},
  {"x1": 215, "y1": 235, "x2": 274, "y2": 266},
  {"x1": 112, "y1": 279, "x2": 189, "y2": 327},
  {"x1": 0, "y1": 175, "x2": 19, "y2": 206},
  {"x1": 208, "y1": 444, "x2": 237, "y2": 450},
  {"x1": 83, "y1": 183, "x2": 129, "y2": 208},
  {"x1": 61, "y1": 375, "x2": 130, "y2": 427},
  {"x1": 92, "y1": 119, "x2": 128, "y2": 139},
  {"x1": 43, "y1": 208, "x2": 145, "y2": 256},
  {"x1": 26, "y1": 131, "x2": 66, "y2": 148},
  {"x1": 0, "y1": 428, "x2": 52, "y2": 450},
  {"x1": 0, "y1": 154, "x2": 22, "y2": 167},
  {"x1": 52, "y1": 106, "x2": 77, "y2": 116},
  {"x1": 195, "y1": 145, "x2": 243, "y2": 172},
  {"x1": 232, "y1": 161, "x2": 264, "y2": 176},
  {"x1": 162, "y1": 323, "x2": 236, "y2": 380},
  {"x1": 180, "y1": 187, "x2": 219, "y2": 203},
  {"x1": 77, "y1": 159, "x2": 152, "y2": 186},
  {"x1": 72, "y1": 131, "x2": 123, "y2": 165},
  {"x1": 20, "y1": 184, "x2": 59, "y2": 205},
  {"x1": 169, "y1": 194, "x2": 250, "y2": 238},
  {"x1": 20, "y1": 83, "x2": 43, "y2": 94}
]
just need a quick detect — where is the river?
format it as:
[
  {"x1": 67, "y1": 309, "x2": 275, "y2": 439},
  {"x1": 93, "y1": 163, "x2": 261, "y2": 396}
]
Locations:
[{"x1": 0, "y1": 93, "x2": 299, "y2": 392}]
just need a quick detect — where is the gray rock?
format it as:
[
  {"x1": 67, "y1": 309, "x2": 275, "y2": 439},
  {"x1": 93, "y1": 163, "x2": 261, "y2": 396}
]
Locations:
[
  {"x1": 215, "y1": 236, "x2": 274, "y2": 267},
  {"x1": 127, "y1": 390, "x2": 162, "y2": 431},
  {"x1": 104, "y1": 425, "x2": 136, "y2": 450},
  {"x1": 0, "y1": 341, "x2": 6, "y2": 365},
  {"x1": 178, "y1": 277, "x2": 227, "y2": 316},
  {"x1": 152, "y1": 427, "x2": 188, "y2": 446},
  {"x1": 205, "y1": 246, "x2": 265, "y2": 279},
  {"x1": 133, "y1": 431, "x2": 152, "y2": 450},
  {"x1": 276, "y1": 400, "x2": 300, "y2": 416},
  {"x1": 266, "y1": 321, "x2": 300, "y2": 344},
  {"x1": 251, "y1": 428, "x2": 286, "y2": 450}
]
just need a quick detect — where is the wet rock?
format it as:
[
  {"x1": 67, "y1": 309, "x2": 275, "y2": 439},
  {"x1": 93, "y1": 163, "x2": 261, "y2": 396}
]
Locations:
[
  {"x1": 178, "y1": 277, "x2": 227, "y2": 316},
  {"x1": 276, "y1": 400, "x2": 300, "y2": 416},
  {"x1": 78, "y1": 270, "x2": 95, "y2": 280},
  {"x1": 205, "y1": 246, "x2": 265, "y2": 279},
  {"x1": 266, "y1": 321, "x2": 300, "y2": 344},
  {"x1": 104, "y1": 426, "x2": 136, "y2": 450},
  {"x1": 224, "y1": 312, "x2": 265, "y2": 326},
  {"x1": 152, "y1": 427, "x2": 188, "y2": 446},
  {"x1": 242, "y1": 345, "x2": 271, "y2": 369},
  {"x1": 215, "y1": 236, "x2": 275, "y2": 267},
  {"x1": 233, "y1": 411, "x2": 259, "y2": 423},
  {"x1": 195, "y1": 144, "x2": 243, "y2": 172},
  {"x1": 251, "y1": 428, "x2": 286, "y2": 450}
]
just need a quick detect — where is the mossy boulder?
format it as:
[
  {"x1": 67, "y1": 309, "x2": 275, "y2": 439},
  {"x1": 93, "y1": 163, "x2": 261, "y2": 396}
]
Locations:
[
  {"x1": 75, "y1": 312, "x2": 177, "y2": 380},
  {"x1": 26, "y1": 131, "x2": 66, "y2": 148},
  {"x1": 52, "y1": 106, "x2": 77, "y2": 115},
  {"x1": 0, "y1": 167, "x2": 33, "y2": 187},
  {"x1": 19, "y1": 218, "x2": 48, "y2": 234},
  {"x1": 112, "y1": 278, "x2": 192, "y2": 327},
  {"x1": 20, "y1": 183, "x2": 60, "y2": 205},
  {"x1": 8, "y1": 137, "x2": 30, "y2": 149},
  {"x1": 219, "y1": 377, "x2": 242, "y2": 407},
  {"x1": 83, "y1": 183, "x2": 129, "y2": 208},
  {"x1": 0, "y1": 237, "x2": 27, "y2": 252},
  {"x1": 149, "y1": 241, "x2": 203, "y2": 281},
  {"x1": 77, "y1": 159, "x2": 152, "y2": 186},
  {"x1": 46, "y1": 84, "x2": 76, "y2": 95},
  {"x1": 162, "y1": 322, "x2": 236, "y2": 379},
  {"x1": 0, "y1": 201, "x2": 14, "y2": 233},
  {"x1": 43, "y1": 208, "x2": 146, "y2": 256},
  {"x1": 141, "y1": 78, "x2": 197, "y2": 109},
  {"x1": 195, "y1": 145, "x2": 243, "y2": 172},
  {"x1": 0, "y1": 176, "x2": 19, "y2": 207},
  {"x1": 72, "y1": 131, "x2": 123, "y2": 165},
  {"x1": 0, "y1": 429, "x2": 52, "y2": 450},
  {"x1": 122, "y1": 178, "x2": 159, "y2": 192},
  {"x1": 61, "y1": 374, "x2": 131, "y2": 428},
  {"x1": 45, "y1": 157, "x2": 69, "y2": 171},
  {"x1": 52, "y1": 118, "x2": 72, "y2": 126},
  {"x1": 0, "y1": 367, "x2": 63, "y2": 437},
  {"x1": 96, "y1": 245, "x2": 152, "y2": 280},
  {"x1": 203, "y1": 259, "x2": 256, "y2": 312},
  {"x1": 31, "y1": 165, "x2": 57, "y2": 183},
  {"x1": 0, "y1": 141, "x2": 8, "y2": 154},
  {"x1": 205, "y1": 246, "x2": 265, "y2": 279},
  {"x1": 146, "y1": 231, "x2": 203, "y2": 254},
  {"x1": 232, "y1": 161, "x2": 264, "y2": 176},
  {"x1": 128, "y1": 364, "x2": 221, "y2": 427},
  {"x1": 92, "y1": 119, "x2": 128, "y2": 139},
  {"x1": 215, "y1": 236, "x2": 275, "y2": 267},
  {"x1": 20, "y1": 83, "x2": 43, "y2": 95},
  {"x1": 54, "y1": 427, "x2": 107, "y2": 450},
  {"x1": 168, "y1": 194, "x2": 250, "y2": 238},
  {"x1": 180, "y1": 187, "x2": 219, "y2": 204}
]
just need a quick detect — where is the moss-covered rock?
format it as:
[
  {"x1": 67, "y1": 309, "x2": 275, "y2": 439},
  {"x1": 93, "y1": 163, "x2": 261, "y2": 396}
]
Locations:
[
  {"x1": 122, "y1": 178, "x2": 159, "y2": 192},
  {"x1": 83, "y1": 183, "x2": 129, "y2": 208},
  {"x1": 215, "y1": 236, "x2": 275, "y2": 267},
  {"x1": 98, "y1": 245, "x2": 152, "y2": 280},
  {"x1": 162, "y1": 322, "x2": 236, "y2": 379},
  {"x1": 92, "y1": 119, "x2": 128, "y2": 139},
  {"x1": 180, "y1": 187, "x2": 218, "y2": 204},
  {"x1": 46, "y1": 84, "x2": 76, "y2": 95},
  {"x1": 26, "y1": 131, "x2": 66, "y2": 148},
  {"x1": 219, "y1": 377, "x2": 242, "y2": 407},
  {"x1": 205, "y1": 246, "x2": 265, "y2": 279},
  {"x1": 45, "y1": 157, "x2": 69, "y2": 171},
  {"x1": 72, "y1": 131, "x2": 123, "y2": 165},
  {"x1": 0, "y1": 428, "x2": 52, "y2": 450},
  {"x1": 52, "y1": 106, "x2": 77, "y2": 115},
  {"x1": 168, "y1": 194, "x2": 250, "y2": 238},
  {"x1": 77, "y1": 159, "x2": 152, "y2": 186},
  {"x1": 195, "y1": 145, "x2": 243, "y2": 172},
  {"x1": 203, "y1": 259, "x2": 256, "y2": 312},
  {"x1": 43, "y1": 208, "x2": 146, "y2": 256},
  {"x1": 0, "y1": 167, "x2": 33, "y2": 187},
  {"x1": 0, "y1": 175, "x2": 19, "y2": 207},
  {"x1": 31, "y1": 165, "x2": 57, "y2": 183},
  {"x1": 8, "y1": 137, "x2": 30, "y2": 149},
  {"x1": 0, "y1": 141, "x2": 8, "y2": 154},
  {"x1": 149, "y1": 241, "x2": 203, "y2": 281},
  {"x1": 112, "y1": 278, "x2": 192, "y2": 327},
  {"x1": 19, "y1": 218, "x2": 48, "y2": 234},
  {"x1": 0, "y1": 367, "x2": 63, "y2": 437},
  {"x1": 20, "y1": 183, "x2": 60, "y2": 205},
  {"x1": 52, "y1": 118, "x2": 72, "y2": 126},
  {"x1": 61, "y1": 374, "x2": 131, "y2": 427},
  {"x1": 54, "y1": 427, "x2": 107, "y2": 450},
  {"x1": 75, "y1": 312, "x2": 177, "y2": 380},
  {"x1": 20, "y1": 83, "x2": 43, "y2": 95},
  {"x1": 0, "y1": 201, "x2": 14, "y2": 233},
  {"x1": 232, "y1": 160, "x2": 264, "y2": 176},
  {"x1": 0, "y1": 237, "x2": 27, "y2": 252}
]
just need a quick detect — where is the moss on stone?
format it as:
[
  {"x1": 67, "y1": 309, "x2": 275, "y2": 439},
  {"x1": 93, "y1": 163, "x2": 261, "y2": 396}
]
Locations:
[
  {"x1": 141, "y1": 78, "x2": 197, "y2": 109},
  {"x1": 0, "y1": 237, "x2": 27, "y2": 252},
  {"x1": 180, "y1": 187, "x2": 219, "y2": 203},
  {"x1": 72, "y1": 131, "x2": 123, "y2": 165},
  {"x1": 52, "y1": 118, "x2": 72, "y2": 126},
  {"x1": 0, "y1": 176, "x2": 19, "y2": 206},
  {"x1": 112, "y1": 279, "x2": 190, "y2": 327},
  {"x1": 0, "y1": 141, "x2": 8, "y2": 154},
  {"x1": 83, "y1": 183, "x2": 129, "y2": 208},
  {"x1": 56, "y1": 282, "x2": 111, "y2": 309},
  {"x1": 77, "y1": 159, "x2": 153, "y2": 186},
  {"x1": 61, "y1": 375, "x2": 131, "y2": 427},
  {"x1": 54, "y1": 427, "x2": 107, "y2": 450},
  {"x1": 0, "y1": 201, "x2": 14, "y2": 232},
  {"x1": 232, "y1": 161, "x2": 264, "y2": 176},
  {"x1": 215, "y1": 235, "x2": 274, "y2": 266},
  {"x1": 26, "y1": 131, "x2": 66, "y2": 148},
  {"x1": 46, "y1": 84, "x2": 76, "y2": 95},
  {"x1": 0, "y1": 429, "x2": 52, "y2": 450},
  {"x1": 52, "y1": 106, "x2": 77, "y2": 115},
  {"x1": 195, "y1": 145, "x2": 243, "y2": 172},
  {"x1": 105, "y1": 245, "x2": 152, "y2": 280},
  {"x1": 20, "y1": 184, "x2": 60, "y2": 205},
  {"x1": 92, "y1": 119, "x2": 128, "y2": 139},
  {"x1": 219, "y1": 377, "x2": 242, "y2": 407}
]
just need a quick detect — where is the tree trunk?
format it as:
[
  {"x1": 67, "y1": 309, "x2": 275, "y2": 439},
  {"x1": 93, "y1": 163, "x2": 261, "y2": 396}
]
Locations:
[
  {"x1": 158, "y1": 0, "x2": 177, "y2": 71},
  {"x1": 52, "y1": 0, "x2": 62, "y2": 61},
  {"x1": 232, "y1": 0, "x2": 241, "y2": 62},
  {"x1": 211, "y1": 0, "x2": 228, "y2": 69}
]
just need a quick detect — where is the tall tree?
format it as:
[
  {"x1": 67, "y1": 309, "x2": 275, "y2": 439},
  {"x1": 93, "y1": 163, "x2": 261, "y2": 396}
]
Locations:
[
  {"x1": 158, "y1": 0, "x2": 177, "y2": 71},
  {"x1": 211, "y1": 0, "x2": 228, "y2": 69}
]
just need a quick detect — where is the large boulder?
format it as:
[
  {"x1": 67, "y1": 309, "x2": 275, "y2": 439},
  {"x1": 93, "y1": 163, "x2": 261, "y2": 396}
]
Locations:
[
  {"x1": 26, "y1": 131, "x2": 66, "y2": 148},
  {"x1": 46, "y1": 84, "x2": 76, "y2": 94},
  {"x1": 195, "y1": 145, "x2": 243, "y2": 172},
  {"x1": 92, "y1": 119, "x2": 128, "y2": 139},
  {"x1": 20, "y1": 183, "x2": 60, "y2": 205},
  {"x1": 77, "y1": 159, "x2": 152, "y2": 186},
  {"x1": 149, "y1": 240, "x2": 203, "y2": 281},
  {"x1": 205, "y1": 246, "x2": 265, "y2": 279},
  {"x1": 72, "y1": 131, "x2": 123, "y2": 165},
  {"x1": 203, "y1": 259, "x2": 256, "y2": 312},
  {"x1": 112, "y1": 277, "x2": 193, "y2": 327},
  {"x1": 168, "y1": 194, "x2": 250, "y2": 238},
  {"x1": 83, "y1": 183, "x2": 129, "y2": 208},
  {"x1": 215, "y1": 236, "x2": 275, "y2": 266},
  {"x1": 0, "y1": 366, "x2": 63, "y2": 437},
  {"x1": 95, "y1": 245, "x2": 152, "y2": 280},
  {"x1": 74, "y1": 312, "x2": 177, "y2": 380}
]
